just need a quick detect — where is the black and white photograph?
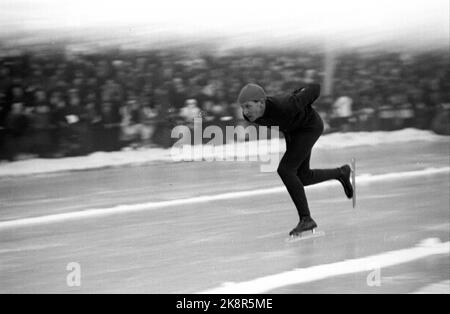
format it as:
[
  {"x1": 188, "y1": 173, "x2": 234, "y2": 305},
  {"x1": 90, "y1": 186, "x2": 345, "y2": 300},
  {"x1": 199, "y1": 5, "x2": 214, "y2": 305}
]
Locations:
[{"x1": 0, "y1": 0, "x2": 449, "y2": 297}]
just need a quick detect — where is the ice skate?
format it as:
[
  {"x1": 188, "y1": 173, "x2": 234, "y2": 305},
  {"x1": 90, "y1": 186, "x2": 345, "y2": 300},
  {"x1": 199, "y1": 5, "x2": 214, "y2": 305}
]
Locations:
[
  {"x1": 338, "y1": 164, "x2": 353, "y2": 199},
  {"x1": 286, "y1": 217, "x2": 324, "y2": 242}
]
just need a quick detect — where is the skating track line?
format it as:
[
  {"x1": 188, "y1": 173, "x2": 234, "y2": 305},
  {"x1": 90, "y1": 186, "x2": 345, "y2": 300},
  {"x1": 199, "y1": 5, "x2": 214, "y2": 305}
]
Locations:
[
  {"x1": 199, "y1": 238, "x2": 450, "y2": 294},
  {"x1": 410, "y1": 280, "x2": 450, "y2": 294},
  {"x1": 0, "y1": 167, "x2": 448, "y2": 230}
]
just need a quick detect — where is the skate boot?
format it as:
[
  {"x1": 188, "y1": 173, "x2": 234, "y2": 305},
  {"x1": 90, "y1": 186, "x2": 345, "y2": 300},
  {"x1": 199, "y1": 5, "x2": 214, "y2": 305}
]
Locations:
[
  {"x1": 337, "y1": 164, "x2": 353, "y2": 199},
  {"x1": 289, "y1": 216, "x2": 318, "y2": 237}
]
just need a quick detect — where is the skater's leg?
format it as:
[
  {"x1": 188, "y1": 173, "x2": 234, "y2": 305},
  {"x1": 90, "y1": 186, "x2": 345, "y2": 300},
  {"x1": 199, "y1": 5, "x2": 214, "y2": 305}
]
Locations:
[
  {"x1": 297, "y1": 146, "x2": 353, "y2": 198},
  {"x1": 297, "y1": 152, "x2": 341, "y2": 186},
  {"x1": 296, "y1": 110, "x2": 353, "y2": 197},
  {"x1": 278, "y1": 152, "x2": 310, "y2": 219},
  {"x1": 277, "y1": 128, "x2": 322, "y2": 219}
]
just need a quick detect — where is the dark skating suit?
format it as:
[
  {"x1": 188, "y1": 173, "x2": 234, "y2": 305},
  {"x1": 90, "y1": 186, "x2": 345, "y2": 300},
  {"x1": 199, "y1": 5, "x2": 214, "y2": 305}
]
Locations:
[{"x1": 244, "y1": 84, "x2": 341, "y2": 219}]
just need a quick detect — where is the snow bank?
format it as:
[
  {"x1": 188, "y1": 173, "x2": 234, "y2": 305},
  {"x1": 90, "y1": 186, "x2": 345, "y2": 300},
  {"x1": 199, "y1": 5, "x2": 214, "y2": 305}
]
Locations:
[
  {"x1": 0, "y1": 128, "x2": 447, "y2": 177},
  {"x1": 315, "y1": 128, "x2": 448, "y2": 149}
]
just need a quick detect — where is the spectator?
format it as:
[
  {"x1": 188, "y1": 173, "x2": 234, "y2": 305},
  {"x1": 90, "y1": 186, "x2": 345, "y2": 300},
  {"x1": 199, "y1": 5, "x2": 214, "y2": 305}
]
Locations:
[
  {"x1": 431, "y1": 103, "x2": 450, "y2": 135},
  {"x1": 168, "y1": 78, "x2": 187, "y2": 109},
  {"x1": 50, "y1": 93, "x2": 70, "y2": 156},
  {"x1": 29, "y1": 89, "x2": 52, "y2": 156},
  {"x1": 141, "y1": 103, "x2": 159, "y2": 147},
  {"x1": 120, "y1": 98, "x2": 144, "y2": 147},
  {"x1": 330, "y1": 96, "x2": 353, "y2": 132},
  {"x1": 98, "y1": 101, "x2": 121, "y2": 151},
  {"x1": 179, "y1": 99, "x2": 201, "y2": 125},
  {"x1": 64, "y1": 88, "x2": 91, "y2": 154},
  {"x1": 4, "y1": 99, "x2": 30, "y2": 159}
]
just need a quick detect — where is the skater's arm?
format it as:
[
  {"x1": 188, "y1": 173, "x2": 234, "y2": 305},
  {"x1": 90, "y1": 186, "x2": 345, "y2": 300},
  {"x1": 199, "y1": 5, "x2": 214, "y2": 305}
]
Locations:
[{"x1": 292, "y1": 83, "x2": 321, "y2": 108}]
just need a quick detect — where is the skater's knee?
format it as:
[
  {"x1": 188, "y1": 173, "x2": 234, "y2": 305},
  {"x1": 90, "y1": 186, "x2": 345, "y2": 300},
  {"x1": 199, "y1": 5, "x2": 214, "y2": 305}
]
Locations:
[{"x1": 277, "y1": 163, "x2": 295, "y2": 178}]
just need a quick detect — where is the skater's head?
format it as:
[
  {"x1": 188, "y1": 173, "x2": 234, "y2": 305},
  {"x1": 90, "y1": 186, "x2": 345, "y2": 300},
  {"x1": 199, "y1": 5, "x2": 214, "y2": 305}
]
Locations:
[{"x1": 237, "y1": 83, "x2": 266, "y2": 122}]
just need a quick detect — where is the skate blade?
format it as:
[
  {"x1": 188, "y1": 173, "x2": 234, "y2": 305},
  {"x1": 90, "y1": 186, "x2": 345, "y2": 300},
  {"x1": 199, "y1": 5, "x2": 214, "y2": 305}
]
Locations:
[
  {"x1": 285, "y1": 229, "x2": 325, "y2": 243},
  {"x1": 351, "y1": 157, "x2": 356, "y2": 208}
]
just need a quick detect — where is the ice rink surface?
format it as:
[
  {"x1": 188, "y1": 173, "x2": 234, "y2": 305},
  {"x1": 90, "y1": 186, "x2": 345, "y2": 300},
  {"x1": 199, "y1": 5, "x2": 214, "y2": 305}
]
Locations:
[{"x1": 0, "y1": 140, "x2": 449, "y2": 293}]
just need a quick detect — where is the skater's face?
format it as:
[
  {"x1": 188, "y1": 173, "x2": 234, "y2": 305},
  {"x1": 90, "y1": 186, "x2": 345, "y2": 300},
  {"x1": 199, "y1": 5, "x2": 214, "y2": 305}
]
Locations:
[{"x1": 241, "y1": 99, "x2": 265, "y2": 122}]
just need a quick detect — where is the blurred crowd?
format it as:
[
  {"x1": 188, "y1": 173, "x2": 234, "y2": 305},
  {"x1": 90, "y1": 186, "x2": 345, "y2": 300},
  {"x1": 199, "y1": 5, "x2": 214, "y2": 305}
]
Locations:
[
  {"x1": 324, "y1": 51, "x2": 450, "y2": 133},
  {"x1": 0, "y1": 48, "x2": 448, "y2": 161}
]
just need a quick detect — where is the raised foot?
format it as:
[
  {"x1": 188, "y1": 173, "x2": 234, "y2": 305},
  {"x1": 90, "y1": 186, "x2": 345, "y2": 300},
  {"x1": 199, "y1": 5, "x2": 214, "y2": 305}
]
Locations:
[{"x1": 338, "y1": 164, "x2": 354, "y2": 199}]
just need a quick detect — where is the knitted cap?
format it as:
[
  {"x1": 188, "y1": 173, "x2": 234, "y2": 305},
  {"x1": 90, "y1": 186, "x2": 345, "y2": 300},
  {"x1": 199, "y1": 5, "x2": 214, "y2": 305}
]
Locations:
[{"x1": 237, "y1": 83, "x2": 266, "y2": 105}]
